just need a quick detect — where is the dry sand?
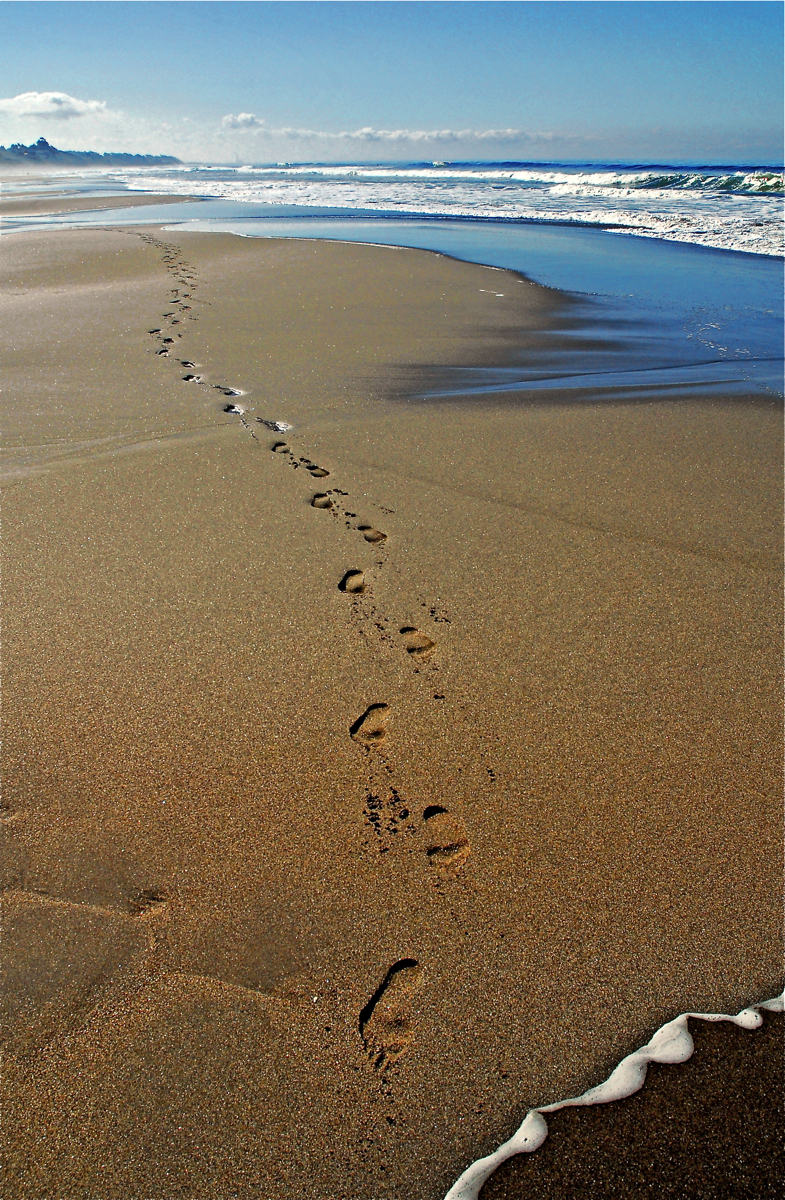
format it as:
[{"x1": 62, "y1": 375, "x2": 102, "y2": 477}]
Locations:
[{"x1": 2, "y1": 226, "x2": 782, "y2": 1199}]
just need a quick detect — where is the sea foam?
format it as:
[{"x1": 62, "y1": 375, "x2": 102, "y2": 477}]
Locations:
[{"x1": 442, "y1": 989, "x2": 784, "y2": 1200}]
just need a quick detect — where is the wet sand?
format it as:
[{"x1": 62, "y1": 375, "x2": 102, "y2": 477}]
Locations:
[
  {"x1": 481, "y1": 1011, "x2": 784, "y2": 1199},
  {"x1": 0, "y1": 191, "x2": 197, "y2": 218},
  {"x1": 2, "y1": 226, "x2": 782, "y2": 1199}
]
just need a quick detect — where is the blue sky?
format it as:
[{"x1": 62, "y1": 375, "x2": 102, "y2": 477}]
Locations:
[{"x1": 0, "y1": 1, "x2": 781, "y2": 163}]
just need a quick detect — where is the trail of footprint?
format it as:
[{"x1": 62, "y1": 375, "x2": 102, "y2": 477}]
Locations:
[
  {"x1": 422, "y1": 805, "x2": 471, "y2": 878},
  {"x1": 269, "y1": 441, "x2": 330, "y2": 477},
  {"x1": 142, "y1": 234, "x2": 448, "y2": 783},
  {"x1": 359, "y1": 959, "x2": 424, "y2": 1070},
  {"x1": 337, "y1": 572, "x2": 439, "y2": 671},
  {"x1": 269, "y1": 445, "x2": 388, "y2": 559},
  {"x1": 140, "y1": 234, "x2": 463, "y2": 890},
  {"x1": 139, "y1": 234, "x2": 465, "y2": 891},
  {"x1": 139, "y1": 237, "x2": 257, "y2": 435},
  {"x1": 350, "y1": 703, "x2": 390, "y2": 746},
  {"x1": 140, "y1": 232, "x2": 452, "y2": 859}
]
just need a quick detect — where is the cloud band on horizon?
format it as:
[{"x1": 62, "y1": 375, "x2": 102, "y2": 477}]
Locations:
[{"x1": 221, "y1": 113, "x2": 570, "y2": 144}]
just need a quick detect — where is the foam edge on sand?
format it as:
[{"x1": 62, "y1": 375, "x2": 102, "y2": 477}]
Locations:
[{"x1": 443, "y1": 988, "x2": 785, "y2": 1200}]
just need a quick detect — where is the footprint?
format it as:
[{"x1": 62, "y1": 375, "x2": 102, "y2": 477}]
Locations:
[
  {"x1": 339, "y1": 569, "x2": 366, "y2": 594},
  {"x1": 127, "y1": 888, "x2": 167, "y2": 917},
  {"x1": 156, "y1": 348, "x2": 169, "y2": 356},
  {"x1": 358, "y1": 526, "x2": 387, "y2": 545},
  {"x1": 182, "y1": 374, "x2": 203, "y2": 383},
  {"x1": 148, "y1": 328, "x2": 162, "y2": 334},
  {"x1": 350, "y1": 703, "x2": 389, "y2": 745},
  {"x1": 359, "y1": 959, "x2": 423, "y2": 1069},
  {"x1": 161, "y1": 337, "x2": 174, "y2": 344},
  {"x1": 422, "y1": 806, "x2": 470, "y2": 877},
  {"x1": 271, "y1": 442, "x2": 291, "y2": 454},
  {"x1": 311, "y1": 493, "x2": 333, "y2": 510},
  {"x1": 256, "y1": 420, "x2": 294, "y2": 434},
  {"x1": 223, "y1": 403, "x2": 245, "y2": 415},
  {"x1": 180, "y1": 360, "x2": 197, "y2": 368},
  {"x1": 400, "y1": 627, "x2": 436, "y2": 662}
]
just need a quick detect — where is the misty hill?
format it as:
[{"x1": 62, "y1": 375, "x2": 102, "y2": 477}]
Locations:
[{"x1": 0, "y1": 137, "x2": 180, "y2": 167}]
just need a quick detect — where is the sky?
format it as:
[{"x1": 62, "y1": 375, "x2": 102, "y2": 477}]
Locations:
[{"x1": 0, "y1": 1, "x2": 782, "y2": 164}]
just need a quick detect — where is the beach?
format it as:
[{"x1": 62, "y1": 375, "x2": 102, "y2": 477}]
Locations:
[{"x1": 2, "y1": 223, "x2": 782, "y2": 1199}]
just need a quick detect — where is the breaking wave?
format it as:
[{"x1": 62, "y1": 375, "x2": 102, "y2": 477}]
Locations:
[{"x1": 232, "y1": 163, "x2": 785, "y2": 195}]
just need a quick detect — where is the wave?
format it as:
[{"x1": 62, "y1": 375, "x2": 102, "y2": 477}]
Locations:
[
  {"x1": 442, "y1": 989, "x2": 784, "y2": 1200},
  {"x1": 166, "y1": 163, "x2": 784, "y2": 195},
  {"x1": 28, "y1": 159, "x2": 785, "y2": 256}
]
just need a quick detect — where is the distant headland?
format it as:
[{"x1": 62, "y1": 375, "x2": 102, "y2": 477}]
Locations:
[{"x1": 0, "y1": 137, "x2": 180, "y2": 167}]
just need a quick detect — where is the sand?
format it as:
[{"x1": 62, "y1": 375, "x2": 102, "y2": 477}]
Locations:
[
  {"x1": 0, "y1": 191, "x2": 197, "y2": 218},
  {"x1": 2, "y1": 225, "x2": 782, "y2": 1199}
]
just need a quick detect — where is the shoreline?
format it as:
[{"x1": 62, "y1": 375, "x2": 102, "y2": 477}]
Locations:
[
  {"x1": 478, "y1": 1003, "x2": 784, "y2": 1199},
  {"x1": 3, "y1": 224, "x2": 782, "y2": 1199},
  {"x1": 450, "y1": 991, "x2": 783, "y2": 1198},
  {"x1": 207, "y1": 211, "x2": 785, "y2": 261},
  {"x1": 4, "y1": 197, "x2": 783, "y2": 263}
]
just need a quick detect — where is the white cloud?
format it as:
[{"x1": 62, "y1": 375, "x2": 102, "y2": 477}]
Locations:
[
  {"x1": 222, "y1": 112, "x2": 265, "y2": 130},
  {"x1": 219, "y1": 119, "x2": 563, "y2": 145},
  {"x1": 0, "y1": 91, "x2": 112, "y2": 121},
  {"x1": 338, "y1": 127, "x2": 554, "y2": 144}
]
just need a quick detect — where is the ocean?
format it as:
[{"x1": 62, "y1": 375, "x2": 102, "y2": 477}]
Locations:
[
  {"x1": 3, "y1": 158, "x2": 783, "y2": 398},
  {"x1": 10, "y1": 158, "x2": 782, "y2": 252}
]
